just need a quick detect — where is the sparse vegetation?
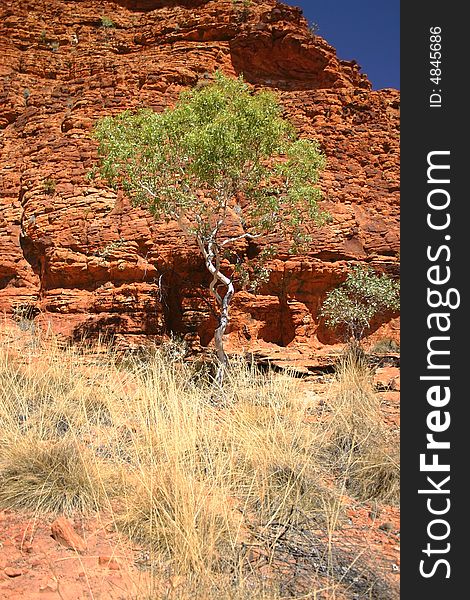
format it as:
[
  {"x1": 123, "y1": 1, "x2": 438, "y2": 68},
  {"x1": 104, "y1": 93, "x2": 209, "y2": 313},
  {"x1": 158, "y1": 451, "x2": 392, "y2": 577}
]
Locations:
[
  {"x1": 232, "y1": 0, "x2": 252, "y2": 8},
  {"x1": 42, "y1": 177, "x2": 56, "y2": 195},
  {"x1": 325, "y1": 347, "x2": 400, "y2": 504},
  {"x1": 11, "y1": 302, "x2": 39, "y2": 333},
  {"x1": 320, "y1": 265, "x2": 400, "y2": 342},
  {"x1": 232, "y1": 0, "x2": 252, "y2": 21},
  {"x1": 94, "y1": 237, "x2": 128, "y2": 260},
  {"x1": 308, "y1": 22, "x2": 320, "y2": 36},
  {"x1": 0, "y1": 326, "x2": 399, "y2": 597},
  {"x1": 100, "y1": 15, "x2": 115, "y2": 29},
  {"x1": 38, "y1": 30, "x2": 60, "y2": 51},
  {"x1": 85, "y1": 165, "x2": 98, "y2": 181}
]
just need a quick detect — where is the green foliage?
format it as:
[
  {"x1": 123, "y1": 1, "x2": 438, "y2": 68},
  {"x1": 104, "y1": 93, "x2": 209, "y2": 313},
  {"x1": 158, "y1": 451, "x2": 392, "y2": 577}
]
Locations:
[
  {"x1": 232, "y1": 0, "x2": 252, "y2": 20},
  {"x1": 229, "y1": 246, "x2": 275, "y2": 293},
  {"x1": 100, "y1": 16, "x2": 115, "y2": 28},
  {"x1": 94, "y1": 73, "x2": 327, "y2": 256},
  {"x1": 320, "y1": 266, "x2": 400, "y2": 341},
  {"x1": 94, "y1": 238, "x2": 128, "y2": 260},
  {"x1": 95, "y1": 73, "x2": 327, "y2": 378},
  {"x1": 85, "y1": 165, "x2": 98, "y2": 181}
]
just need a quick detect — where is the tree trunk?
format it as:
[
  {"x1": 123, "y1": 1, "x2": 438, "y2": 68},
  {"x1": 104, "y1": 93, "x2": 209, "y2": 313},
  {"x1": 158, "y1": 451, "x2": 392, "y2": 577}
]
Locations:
[
  {"x1": 198, "y1": 237, "x2": 234, "y2": 387},
  {"x1": 213, "y1": 280, "x2": 234, "y2": 386}
]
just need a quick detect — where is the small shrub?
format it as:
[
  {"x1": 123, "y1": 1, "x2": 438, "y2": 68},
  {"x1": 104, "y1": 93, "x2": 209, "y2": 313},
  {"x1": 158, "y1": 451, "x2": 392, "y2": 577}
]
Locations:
[
  {"x1": 42, "y1": 177, "x2": 56, "y2": 195},
  {"x1": 94, "y1": 238, "x2": 128, "y2": 261},
  {"x1": 232, "y1": 0, "x2": 252, "y2": 7},
  {"x1": 100, "y1": 15, "x2": 115, "y2": 29},
  {"x1": 39, "y1": 29, "x2": 48, "y2": 45},
  {"x1": 85, "y1": 165, "x2": 98, "y2": 181},
  {"x1": 320, "y1": 265, "x2": 400, "y2": 342},
  {"x1": 308, "y1": 22, "x2": 320, "y2": 36}
]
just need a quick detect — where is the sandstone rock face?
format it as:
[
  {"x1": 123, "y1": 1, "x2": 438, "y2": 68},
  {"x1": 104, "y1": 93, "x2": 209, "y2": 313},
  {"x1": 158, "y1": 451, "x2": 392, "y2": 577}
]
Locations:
[{"x1": 0, "y1": 0, "x2": 399, "y2": 352}]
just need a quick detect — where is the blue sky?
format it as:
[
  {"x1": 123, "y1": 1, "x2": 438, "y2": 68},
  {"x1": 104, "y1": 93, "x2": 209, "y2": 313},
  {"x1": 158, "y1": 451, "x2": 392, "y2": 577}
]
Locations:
[{"x1": 285, "y1": 0, "x2": 399, "y2": 90}]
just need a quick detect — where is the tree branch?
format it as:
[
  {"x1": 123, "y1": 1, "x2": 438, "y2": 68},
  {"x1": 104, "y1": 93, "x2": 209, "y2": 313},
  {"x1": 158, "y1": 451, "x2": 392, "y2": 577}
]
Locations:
[
  {"x1": 197, "y1": 237, "x2": 231, "y2": 288},
  {"x1": 138, "y1": 181, "x2": 158, "y2": 198},
  {"x1": 221, "y1": 232, "x2": 262, "y2": 247}
]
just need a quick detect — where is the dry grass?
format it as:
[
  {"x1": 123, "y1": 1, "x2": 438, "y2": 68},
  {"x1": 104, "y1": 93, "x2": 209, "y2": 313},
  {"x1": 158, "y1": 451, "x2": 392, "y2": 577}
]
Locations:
[
  {"x1": 0, "y1": 436, "x2": 106, "y2": 514},
  {"x1": 324, "y1": 344, "x2": 400, "y2": 504},
  {"x1": 0, "y1": 326, "x2": 399, "y2": 598}
]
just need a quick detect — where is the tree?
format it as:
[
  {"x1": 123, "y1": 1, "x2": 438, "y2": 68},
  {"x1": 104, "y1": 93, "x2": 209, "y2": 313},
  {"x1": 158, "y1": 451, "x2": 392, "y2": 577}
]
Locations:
[
  {"x1": 320, "y1": 265, "x2": 400, "y2": 343},
  {"x1": 94, "y1": 73, "x2": 327, "y2": 384}
]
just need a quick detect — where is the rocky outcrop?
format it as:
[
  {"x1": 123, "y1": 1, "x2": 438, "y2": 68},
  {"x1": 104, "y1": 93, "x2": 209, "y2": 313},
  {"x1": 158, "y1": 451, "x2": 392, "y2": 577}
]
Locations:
[{"x1": 0, "y1": 0, "x2": 399, "y2": 352}]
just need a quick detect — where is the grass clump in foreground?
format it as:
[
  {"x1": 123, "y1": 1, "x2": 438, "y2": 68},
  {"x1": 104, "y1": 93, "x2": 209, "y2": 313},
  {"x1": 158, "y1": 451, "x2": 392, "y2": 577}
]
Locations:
[
  {"x1": 0, "y1": 436, "x2": 105, "y2": 514},
  {"x1": 0, "y1": 327, "x2": 399, "y2": 598},
  {"x1": 324, "y1": 344, "x2": 400, "y2": 504}
]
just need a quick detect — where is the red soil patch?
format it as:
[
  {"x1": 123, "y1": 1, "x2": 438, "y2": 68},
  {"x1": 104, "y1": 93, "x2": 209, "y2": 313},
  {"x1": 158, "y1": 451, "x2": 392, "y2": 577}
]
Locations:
[{"x1": 0, "y1": 510, "x2": 151, "y2": 600}]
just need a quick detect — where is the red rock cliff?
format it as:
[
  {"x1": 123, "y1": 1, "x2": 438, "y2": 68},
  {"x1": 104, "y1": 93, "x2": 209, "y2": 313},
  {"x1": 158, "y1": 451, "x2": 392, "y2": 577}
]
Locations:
[{"x1": 0, "y1": 0, "x2": 399, "y2": 352}]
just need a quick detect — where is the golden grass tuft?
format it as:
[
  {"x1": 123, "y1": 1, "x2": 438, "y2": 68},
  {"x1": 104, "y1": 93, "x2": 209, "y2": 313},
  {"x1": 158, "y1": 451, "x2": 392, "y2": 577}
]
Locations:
[
  {"x1": 325, "y1": 344, "x2": 400, "y2": 504},
  {"x1": 0, "y1": 436, "x2": 106, "y2": 514}
]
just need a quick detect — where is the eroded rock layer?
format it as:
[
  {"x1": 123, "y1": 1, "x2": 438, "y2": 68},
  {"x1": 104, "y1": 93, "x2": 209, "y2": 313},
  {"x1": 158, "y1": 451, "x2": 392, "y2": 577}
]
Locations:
[{"x1": 0, "y1": 0, "x2": 399, "y2": 351}]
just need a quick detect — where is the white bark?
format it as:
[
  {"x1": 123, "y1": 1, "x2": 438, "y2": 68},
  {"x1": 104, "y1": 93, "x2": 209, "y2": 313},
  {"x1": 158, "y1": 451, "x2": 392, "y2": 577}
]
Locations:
[
  {"x1": 220, "y1": 231, "x2": 262, "y2": 246},
  {"x1": 198, "y1": 235, "x2": 234, "y2": 385},
  {"x1": 214, "y1": 279, "x2": 234, "y2": 385}
]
